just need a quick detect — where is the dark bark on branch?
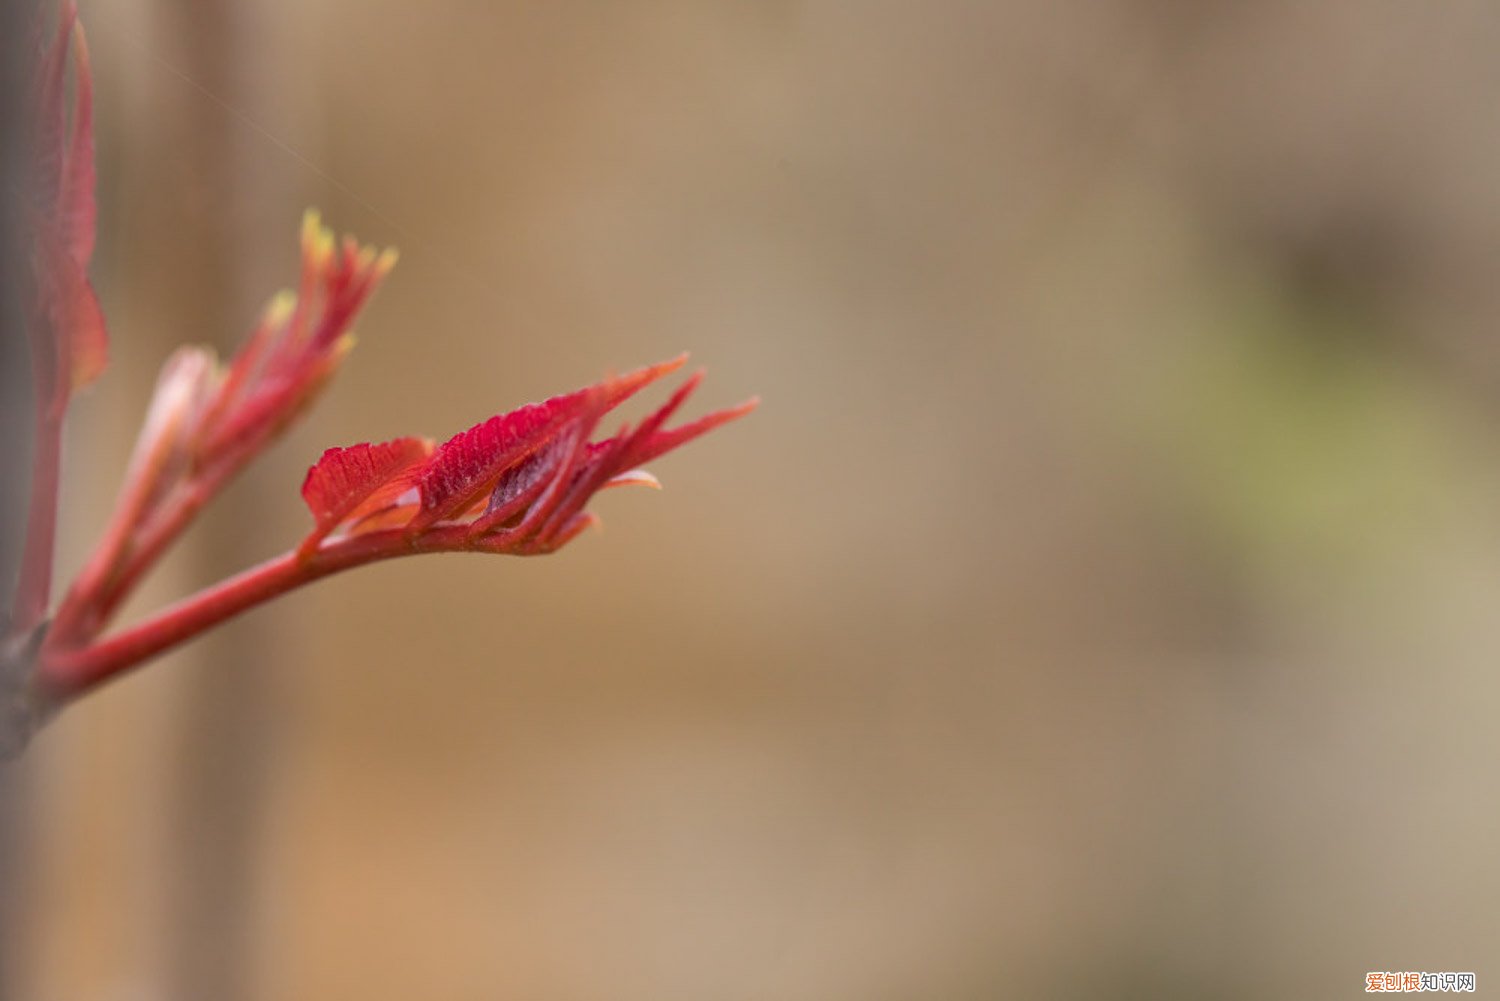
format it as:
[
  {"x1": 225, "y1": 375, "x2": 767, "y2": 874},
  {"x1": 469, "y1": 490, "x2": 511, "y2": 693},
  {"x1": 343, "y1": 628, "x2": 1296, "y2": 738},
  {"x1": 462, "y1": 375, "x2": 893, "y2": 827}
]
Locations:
[{"x1": 1, "y1": 2, "x2": 36, "y2": 994}]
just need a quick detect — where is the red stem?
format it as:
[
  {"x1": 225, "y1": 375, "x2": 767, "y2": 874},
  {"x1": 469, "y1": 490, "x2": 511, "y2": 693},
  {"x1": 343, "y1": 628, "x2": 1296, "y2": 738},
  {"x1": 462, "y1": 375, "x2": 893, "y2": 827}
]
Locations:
[
  {"x1": 51, "y1": 443, "x2": 266, "y2": 645},
  {"x1": 36, "y1": 525, "x2": 475, "y2": 699},
  {"x1": 61, "y1": 474, "x2": 218, "y2": 639}
]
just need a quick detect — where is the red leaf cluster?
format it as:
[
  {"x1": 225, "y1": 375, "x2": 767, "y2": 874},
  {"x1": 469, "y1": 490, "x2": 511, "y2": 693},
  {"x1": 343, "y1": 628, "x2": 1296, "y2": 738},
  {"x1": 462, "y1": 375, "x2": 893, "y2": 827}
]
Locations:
[
  {"x1": 51, "y1": 214, "x2": 397, "y2": 643},
  {"x1": 300, "y1": 357, "x2": 756, "y2": 557},
  {"x1": 197, "y1": 211, "x2": 398, "y2": 478},
  {"x1": 12, "y1": 2, "x2": 754, "y2": 711}
]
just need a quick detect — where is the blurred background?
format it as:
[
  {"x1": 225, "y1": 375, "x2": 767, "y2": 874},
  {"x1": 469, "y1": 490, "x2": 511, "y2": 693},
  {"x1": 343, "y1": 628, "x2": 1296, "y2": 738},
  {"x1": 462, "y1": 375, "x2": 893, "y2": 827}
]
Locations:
[{"x1": 6, "y1": 0, "x2": 1500, "y2": 998}]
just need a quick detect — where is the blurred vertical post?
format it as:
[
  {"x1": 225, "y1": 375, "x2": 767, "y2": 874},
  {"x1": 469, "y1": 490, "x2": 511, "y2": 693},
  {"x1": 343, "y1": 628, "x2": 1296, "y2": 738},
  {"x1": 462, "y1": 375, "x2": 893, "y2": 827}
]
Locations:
[
  {"x1": 146, "y1": 2, "x2": 297, "y2": 999},
  {"x1": 0, "y1": 9, "x2": 27, "y2": 998},
  {"x1": 0, "y1": 3, "x2": 33, "y2": 997},
  {"x1": 0, "y1": 0, "x2": 30, "y2": 596}
]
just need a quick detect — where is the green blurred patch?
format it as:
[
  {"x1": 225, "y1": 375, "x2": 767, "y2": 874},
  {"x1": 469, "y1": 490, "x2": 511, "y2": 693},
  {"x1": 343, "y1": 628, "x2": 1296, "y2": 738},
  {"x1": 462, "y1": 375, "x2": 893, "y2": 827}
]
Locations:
[{"x1": 1152, "y1": 278, "x2": 1481, "y2": 589}]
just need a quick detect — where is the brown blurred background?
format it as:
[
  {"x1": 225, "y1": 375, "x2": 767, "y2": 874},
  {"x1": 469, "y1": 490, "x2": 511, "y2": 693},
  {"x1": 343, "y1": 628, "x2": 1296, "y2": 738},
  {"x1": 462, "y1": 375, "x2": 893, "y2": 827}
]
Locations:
[{"x1": 8, "y1": 1, "x2": 1500, "y2": 998}]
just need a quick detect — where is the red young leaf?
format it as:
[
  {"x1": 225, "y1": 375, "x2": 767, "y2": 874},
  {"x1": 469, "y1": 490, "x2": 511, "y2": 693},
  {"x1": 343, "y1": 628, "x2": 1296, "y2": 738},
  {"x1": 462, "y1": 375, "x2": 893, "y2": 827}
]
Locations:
[
  {"x1": 35, "y1": 226, "x2": 107, "y2": 394},
  {"x1": 407, "y1": 355, "x2": 687, "y2": 531},
  {"x1": 343, "y1": 502, "x2": 422, "y2": 537},
  {"x1": 523, "y1": 377, "x2": 758, "y2": 551},
  {"x1": 25, "y1": 2, "x2": 106, "y2": 399},
  {"x1": 58, "y1": 19, "x2": 96, "y2": 265},
  {"x1": 204, "y1": 213, "x2": 396, "y2": 460},
  {"x1": 466, "y1": 435, "x2": 571, "y2": 536},
  {"x1": 299, "y1": 436, "x2": 434, "y2": 555},
  {"x1": 29, "y1": 4, "x2": 74, "y2": 212},
  {"x1": 625, "y1": 396, "x2": 761, "y2": 470}
]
